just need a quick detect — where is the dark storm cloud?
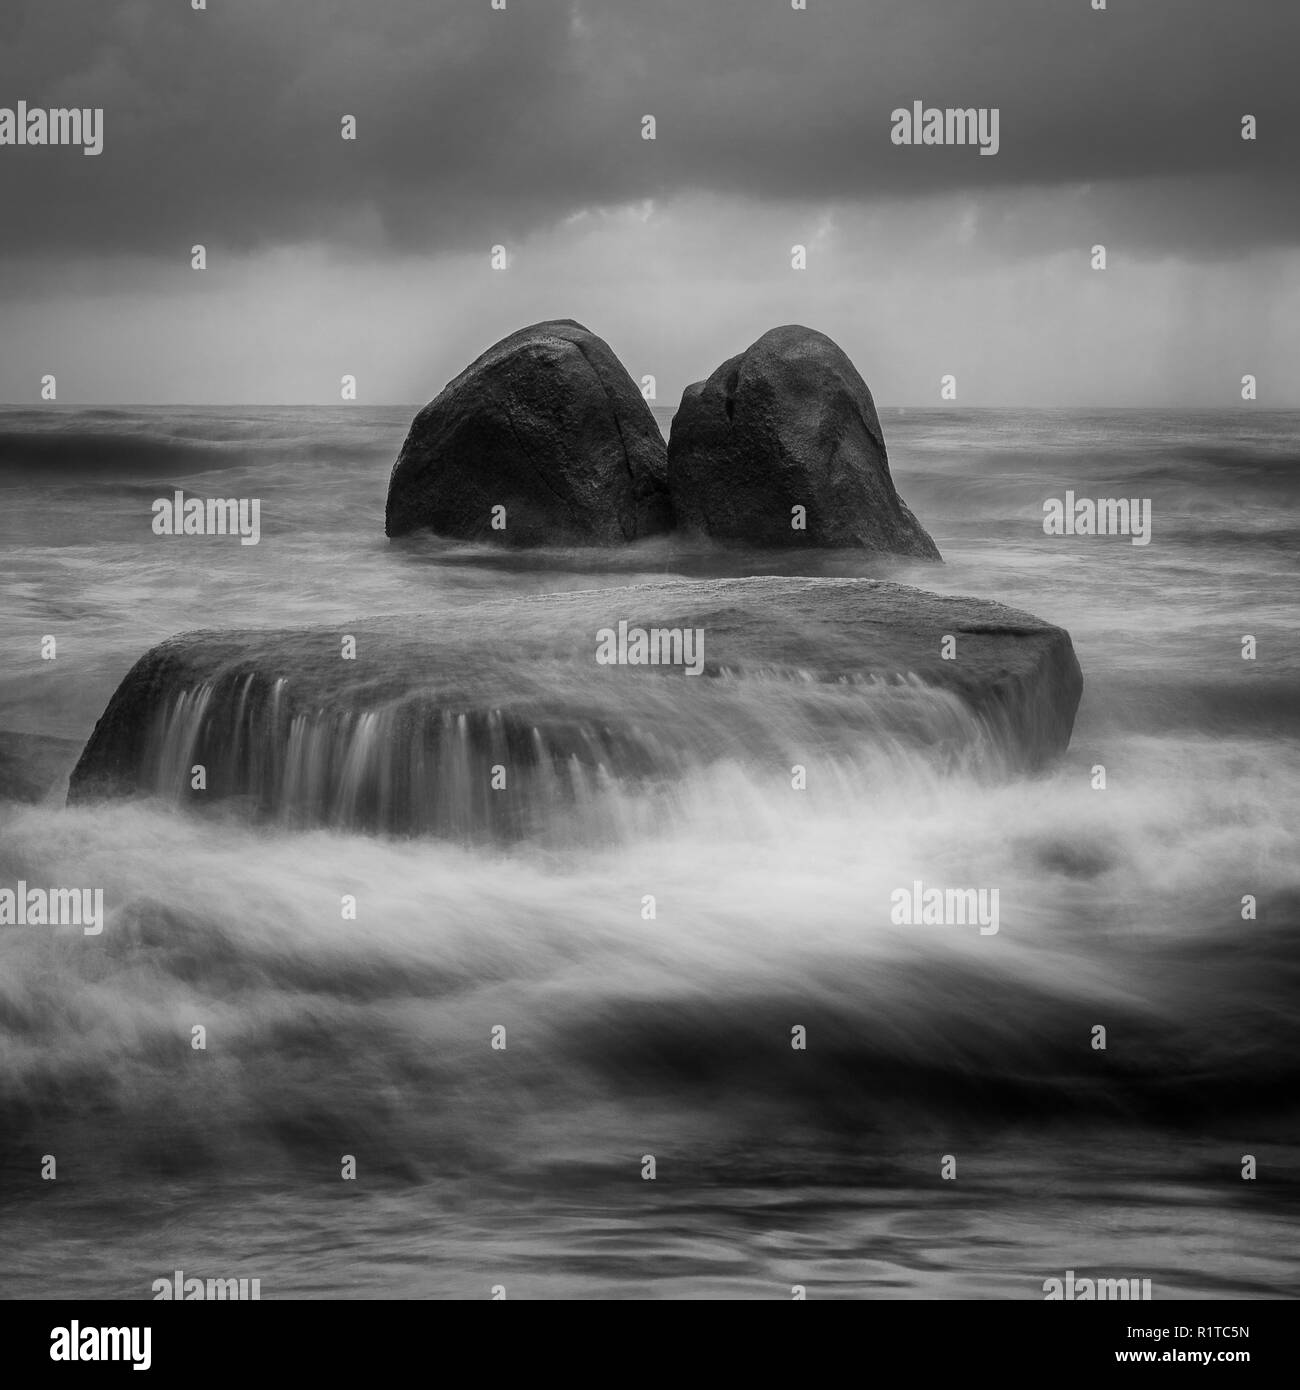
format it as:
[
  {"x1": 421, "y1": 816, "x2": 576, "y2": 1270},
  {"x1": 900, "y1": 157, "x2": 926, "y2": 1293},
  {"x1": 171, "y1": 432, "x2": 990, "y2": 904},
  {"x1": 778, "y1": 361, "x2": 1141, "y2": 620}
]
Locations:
[{"x1": 1, "y1": 0, "x2": 1297, "y2": 258}]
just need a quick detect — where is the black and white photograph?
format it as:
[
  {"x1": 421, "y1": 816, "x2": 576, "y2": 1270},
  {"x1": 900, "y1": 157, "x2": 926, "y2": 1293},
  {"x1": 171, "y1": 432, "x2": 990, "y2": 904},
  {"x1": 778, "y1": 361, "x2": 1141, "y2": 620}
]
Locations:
[{"x1": 0, "y1": 0, "x2": 1296, "y2": 1346}]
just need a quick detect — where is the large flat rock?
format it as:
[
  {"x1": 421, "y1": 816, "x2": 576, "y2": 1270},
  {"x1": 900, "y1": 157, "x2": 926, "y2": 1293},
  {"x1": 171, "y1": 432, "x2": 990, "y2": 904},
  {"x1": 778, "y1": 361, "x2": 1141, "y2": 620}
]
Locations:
[{"x1": 68, "y1": 578, "x2": 1082, "y2": 838}]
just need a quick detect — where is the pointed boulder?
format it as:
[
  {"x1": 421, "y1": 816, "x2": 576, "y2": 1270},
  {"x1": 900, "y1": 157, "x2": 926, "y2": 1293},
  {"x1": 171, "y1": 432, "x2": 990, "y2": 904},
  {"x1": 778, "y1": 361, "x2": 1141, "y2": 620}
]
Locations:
[
  {"x1": 667, "y1": 325, "x2": 940, "y2": 556},
  {"x1": 385, "y1": 319, "x2": 671, "y2": 546}
]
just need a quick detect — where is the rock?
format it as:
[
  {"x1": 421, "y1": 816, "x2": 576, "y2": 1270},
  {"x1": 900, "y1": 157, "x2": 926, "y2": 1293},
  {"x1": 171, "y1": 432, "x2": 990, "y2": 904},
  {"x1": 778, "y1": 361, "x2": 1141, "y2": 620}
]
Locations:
[
  {"x1": 667, "y1": 325, "x2": 940, "y2": 556},
  {"x1": 385, "y1": 319, "x2": 671, "y2": 545},
  {"x1": 68, "y1": 578, "x2": 1081, "y2": 839}
]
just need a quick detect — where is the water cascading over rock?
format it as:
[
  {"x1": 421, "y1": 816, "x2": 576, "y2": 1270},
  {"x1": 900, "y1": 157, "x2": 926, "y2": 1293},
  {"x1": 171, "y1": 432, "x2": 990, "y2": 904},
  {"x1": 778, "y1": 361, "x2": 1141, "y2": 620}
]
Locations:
[{"x1": 67, "y1": 578, "x2": 1083, "y2": 842}]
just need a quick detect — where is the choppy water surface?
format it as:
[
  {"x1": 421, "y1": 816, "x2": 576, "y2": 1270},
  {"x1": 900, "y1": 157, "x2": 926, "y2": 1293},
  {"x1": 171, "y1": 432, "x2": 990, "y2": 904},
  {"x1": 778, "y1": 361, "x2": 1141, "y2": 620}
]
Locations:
[{"x1": 0, "y1": 405, "x2": 1297, "y2": 1298}]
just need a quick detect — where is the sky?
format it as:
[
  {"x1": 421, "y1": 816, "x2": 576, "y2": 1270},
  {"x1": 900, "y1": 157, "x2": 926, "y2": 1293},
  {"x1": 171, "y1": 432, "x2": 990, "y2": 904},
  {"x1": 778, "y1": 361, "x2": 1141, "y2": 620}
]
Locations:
[{"x1": 1, "y1": 0, "x2": 1297, "y2": 406}]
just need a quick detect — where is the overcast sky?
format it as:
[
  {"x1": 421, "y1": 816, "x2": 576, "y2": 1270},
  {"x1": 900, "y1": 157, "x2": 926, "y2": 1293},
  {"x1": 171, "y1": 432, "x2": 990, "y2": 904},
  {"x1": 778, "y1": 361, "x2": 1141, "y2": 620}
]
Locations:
[{"x1": 1, "y1": 0, "x2": 1297, "y2": 405}]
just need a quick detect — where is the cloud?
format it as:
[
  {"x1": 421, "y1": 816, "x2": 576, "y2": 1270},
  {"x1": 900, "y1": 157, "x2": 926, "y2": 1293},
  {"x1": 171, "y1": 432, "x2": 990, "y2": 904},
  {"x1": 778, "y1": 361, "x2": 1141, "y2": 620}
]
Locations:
[
  {"x1": 5, "y1": 193, "x2": 1298, "y2": 407},
  {"x1": 0, "y1": 0, "x2": 1296, "y2": 259}
]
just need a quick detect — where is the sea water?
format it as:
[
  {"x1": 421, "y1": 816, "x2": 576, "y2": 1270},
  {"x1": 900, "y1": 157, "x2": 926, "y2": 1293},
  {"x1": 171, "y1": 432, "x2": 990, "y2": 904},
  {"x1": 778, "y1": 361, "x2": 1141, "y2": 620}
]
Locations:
[{"x1": 0, "y1": 405, "x2": 1296, "y2": 1299}]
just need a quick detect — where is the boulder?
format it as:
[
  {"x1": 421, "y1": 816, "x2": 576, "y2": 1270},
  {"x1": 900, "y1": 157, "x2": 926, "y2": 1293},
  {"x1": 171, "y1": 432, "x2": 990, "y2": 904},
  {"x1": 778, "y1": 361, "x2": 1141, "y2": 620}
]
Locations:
[
  {"x1": 68, "y1": 578, "x2": 1081, "y2": 840},
  {"x1": 385, "y1": 319, "x2": 671, "y2": 545},
  {"x1": 667, "y1": 325, "x2": 940, "y2": 556}
]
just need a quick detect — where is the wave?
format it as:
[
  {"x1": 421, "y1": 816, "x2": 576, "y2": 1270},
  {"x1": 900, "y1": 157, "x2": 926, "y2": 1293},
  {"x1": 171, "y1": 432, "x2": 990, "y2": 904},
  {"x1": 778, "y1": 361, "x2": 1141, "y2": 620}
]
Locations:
[
  {"x1": 4, "y1": 726, "x2": 1299, "y2": 1190},
  {"x1": 0, "y1": 427, "x2": 255, "y2": 480},
  {"x1": 0, "y1": 411, "x2": 403, "y2": 484},
  {"x1": 1081, "y1": 675, "x2": 1300, "y2": 737},
  {"x1": 70, "y1": 666, "x2": 1013, "y2": 843}
]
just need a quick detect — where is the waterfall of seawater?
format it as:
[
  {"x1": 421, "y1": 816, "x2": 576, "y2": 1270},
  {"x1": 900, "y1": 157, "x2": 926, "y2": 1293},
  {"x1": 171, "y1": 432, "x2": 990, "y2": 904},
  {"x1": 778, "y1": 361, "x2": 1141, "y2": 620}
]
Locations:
[{"x1": 130, "y1": 667, "x2": 1009, "y2": 844}]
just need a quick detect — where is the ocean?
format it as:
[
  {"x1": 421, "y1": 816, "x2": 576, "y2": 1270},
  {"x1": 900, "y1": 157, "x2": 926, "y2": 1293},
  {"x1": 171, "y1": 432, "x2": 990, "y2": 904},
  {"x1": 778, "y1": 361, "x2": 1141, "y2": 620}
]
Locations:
[{"x1": 1, "y1": 404, "x2": 1297, "y2": 1299}]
